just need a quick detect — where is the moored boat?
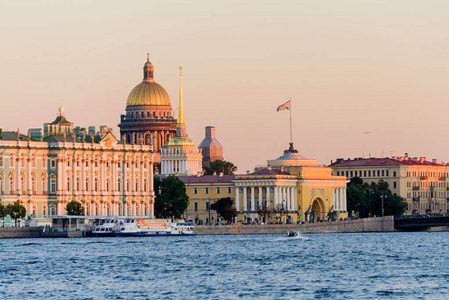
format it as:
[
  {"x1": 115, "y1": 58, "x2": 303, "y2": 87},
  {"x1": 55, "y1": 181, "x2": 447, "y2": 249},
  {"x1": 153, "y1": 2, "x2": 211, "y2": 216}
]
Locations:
[
  {"x1": 93, "y1": 218, "x2": 120, "y2": 237},
  {"x1": 114, "y1": 219, "x2": 196, "y2": 237}
]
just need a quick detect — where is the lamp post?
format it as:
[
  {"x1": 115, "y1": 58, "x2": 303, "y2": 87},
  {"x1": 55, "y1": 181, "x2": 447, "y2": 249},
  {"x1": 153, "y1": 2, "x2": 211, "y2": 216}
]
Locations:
[{"x1": 380, "y1": 190, "x2": 387, "y2": 217}]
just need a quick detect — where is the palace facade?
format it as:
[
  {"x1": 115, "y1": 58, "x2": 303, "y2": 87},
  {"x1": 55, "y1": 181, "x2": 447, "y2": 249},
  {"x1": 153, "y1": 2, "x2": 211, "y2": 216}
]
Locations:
[
  {"x1": 329, "y1": 154, "x2": 449, "y2": 215},
  {"x1": 0, "y1": 108, "x2": 155, "y2": 225}
]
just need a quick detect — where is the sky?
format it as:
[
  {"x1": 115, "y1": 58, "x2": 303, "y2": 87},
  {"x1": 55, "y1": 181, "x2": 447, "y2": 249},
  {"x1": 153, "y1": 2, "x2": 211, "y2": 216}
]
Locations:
[{"x1": 1, "y1": 0, "x2": 449, "y2": 172}]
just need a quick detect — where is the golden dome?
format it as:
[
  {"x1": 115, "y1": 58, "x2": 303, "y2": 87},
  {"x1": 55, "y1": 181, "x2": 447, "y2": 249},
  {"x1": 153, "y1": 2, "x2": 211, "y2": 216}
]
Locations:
[
  {"x1": 166, "y1": 136, "x2": 193, "y2": 146},
  {"x1": 126, "y1": 82, "x2": 171, "y2": 106}
]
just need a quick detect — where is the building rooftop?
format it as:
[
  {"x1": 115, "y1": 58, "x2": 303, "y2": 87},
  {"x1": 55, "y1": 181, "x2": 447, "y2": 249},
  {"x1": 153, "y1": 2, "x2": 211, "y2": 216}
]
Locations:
[{"x1": 330, "y1": 155, "x2": 447, "y2": 167}]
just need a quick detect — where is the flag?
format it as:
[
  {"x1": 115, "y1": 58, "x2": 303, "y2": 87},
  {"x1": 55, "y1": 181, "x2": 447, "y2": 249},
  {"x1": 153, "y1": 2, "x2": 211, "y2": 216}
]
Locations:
[{"x1": 276, "y1": 100, "x2": 291, "y2": 112}]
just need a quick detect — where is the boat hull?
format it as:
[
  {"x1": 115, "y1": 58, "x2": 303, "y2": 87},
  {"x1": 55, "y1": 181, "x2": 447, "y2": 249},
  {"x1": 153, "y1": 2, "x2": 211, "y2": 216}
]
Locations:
[{"x1": 114, "y1": 231, "x2": 196, "y2": 237}]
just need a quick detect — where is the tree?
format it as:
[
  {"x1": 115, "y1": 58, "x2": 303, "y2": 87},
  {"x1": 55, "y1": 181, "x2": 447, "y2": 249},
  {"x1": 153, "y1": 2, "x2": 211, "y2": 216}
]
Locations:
[
  {"x1": 211, "y1": 197, "x2": 237, "y2": 222},
  {"x1": 346, "y1": 177, "x2": 407, "y2": 218},
  {"x1": 66, "y1": 200, "x2": 85, "y2": 216},
  {"x1": 154, "y1": 175, "x2": 189, "y2": 219},
  {"x1": 204, "y1": 159, "x2": 237, "y2": 175},
  {"x1": 6, "y1": 202, "x2": 26, "y2": 227},
  {"x1": 0, "y1": 202, "x2": 7, "y2": 227}
]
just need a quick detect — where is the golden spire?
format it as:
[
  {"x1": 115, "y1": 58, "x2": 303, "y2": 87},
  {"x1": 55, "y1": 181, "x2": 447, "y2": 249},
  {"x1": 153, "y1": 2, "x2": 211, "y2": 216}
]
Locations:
[{"x1": 176, "y1": 66, "x2": 187, "y2": 137}]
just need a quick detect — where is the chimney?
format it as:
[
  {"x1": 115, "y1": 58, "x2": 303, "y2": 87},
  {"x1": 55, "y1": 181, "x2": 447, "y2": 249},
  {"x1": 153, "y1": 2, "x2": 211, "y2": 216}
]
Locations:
[{"x1": 432, "y1": 159, "x2": 438, "y2": 164}]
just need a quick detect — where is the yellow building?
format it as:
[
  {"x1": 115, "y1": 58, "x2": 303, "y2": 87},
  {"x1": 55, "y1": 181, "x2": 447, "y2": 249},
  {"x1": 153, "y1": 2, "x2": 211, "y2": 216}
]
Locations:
[
  {"x1": 180, "y1": 143, "x2": 348, "y2": 224},
  {"x1": 330, "y1": 154, "x2": 449, "y2": 215}
]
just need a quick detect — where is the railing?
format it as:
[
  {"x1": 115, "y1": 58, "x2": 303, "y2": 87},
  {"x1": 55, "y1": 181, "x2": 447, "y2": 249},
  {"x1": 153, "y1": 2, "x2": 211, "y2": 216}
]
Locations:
[
  {"x1": 420, "y1": 176, "x2": 428, "y2": 180},
  {"x1": 412, "y1": 186, "x2": 419, "y2": 190}
]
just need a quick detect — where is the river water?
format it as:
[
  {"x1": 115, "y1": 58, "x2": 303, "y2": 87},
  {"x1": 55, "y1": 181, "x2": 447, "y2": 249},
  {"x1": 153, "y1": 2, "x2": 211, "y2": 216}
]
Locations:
[{"x1": 0, "y1": 232, "x2": 448, "y2": 299}]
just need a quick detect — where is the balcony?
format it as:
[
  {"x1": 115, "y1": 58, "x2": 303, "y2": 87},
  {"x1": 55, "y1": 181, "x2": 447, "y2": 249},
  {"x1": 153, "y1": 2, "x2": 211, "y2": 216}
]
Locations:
[
  {"x1": 439, "y1": 177, "x2": 446, "y2": 181},
  {"x1": 412, "y1": 186, "x2": 420, "y2": 191},
  {"x1": 420, "y1": 176, "x2": 428, "y2": 180},
  {"x1": 412, "y1": 197, "x2": 420, "y2": 202}
]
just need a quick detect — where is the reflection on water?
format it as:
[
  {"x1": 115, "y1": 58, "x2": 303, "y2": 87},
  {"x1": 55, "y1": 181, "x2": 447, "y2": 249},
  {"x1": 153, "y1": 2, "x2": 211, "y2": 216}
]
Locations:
[{"x1": 1, "y1": 232, "x2": 449, "y2": 299}]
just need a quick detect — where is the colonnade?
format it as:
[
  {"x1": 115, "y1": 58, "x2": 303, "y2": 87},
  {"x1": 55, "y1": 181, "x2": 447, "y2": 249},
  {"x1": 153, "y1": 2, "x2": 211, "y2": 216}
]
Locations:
[
  {"x1": 235, "y1": 185, "x2": 298, "y2": 212},
  {"x1": 332, "y1": 187, "x2": 347, "y2": 212}
]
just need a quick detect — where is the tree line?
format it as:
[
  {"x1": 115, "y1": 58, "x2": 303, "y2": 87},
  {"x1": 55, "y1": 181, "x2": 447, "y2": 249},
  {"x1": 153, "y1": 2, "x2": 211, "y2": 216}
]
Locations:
[{"x1": 0, "y1": 202, "x2": 26, "y2": 227}]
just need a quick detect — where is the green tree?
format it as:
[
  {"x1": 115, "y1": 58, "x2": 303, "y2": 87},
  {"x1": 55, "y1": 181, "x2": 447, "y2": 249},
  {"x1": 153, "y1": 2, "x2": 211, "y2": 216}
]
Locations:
[
  {"x1": 211, "y1": 197, "x2": 237, "y2": 222},
  {"x1": 204, "y1": 160, "x2": 237, "y2": 175},
  {"x1": 6, "y1": 202, "x2": 26, "y2": 227},
  {"x1": 66, "y1": 200, "x2": 85, "y2": 215},
  {"x1": 347, "y1": 177, "x2": 407, "y2": 218},
  {"x1": 154, "y1": 175, "x2": 189, "y2": 219},
  {"x1": 0, "y1": 202, "x2": 7, "y2": 227}
]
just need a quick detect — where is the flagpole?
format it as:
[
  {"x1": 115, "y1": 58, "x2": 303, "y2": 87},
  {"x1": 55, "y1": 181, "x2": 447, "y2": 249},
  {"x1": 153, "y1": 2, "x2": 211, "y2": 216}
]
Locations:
[{"x1": 289, "y1": 98, "x2": 292, "y2": 144}]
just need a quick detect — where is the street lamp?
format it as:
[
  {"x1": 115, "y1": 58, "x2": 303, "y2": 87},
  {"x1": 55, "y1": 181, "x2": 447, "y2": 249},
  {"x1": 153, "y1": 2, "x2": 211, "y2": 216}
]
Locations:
[{"x1": 380, "y1": 190, "x2": 387, "y2": 217}]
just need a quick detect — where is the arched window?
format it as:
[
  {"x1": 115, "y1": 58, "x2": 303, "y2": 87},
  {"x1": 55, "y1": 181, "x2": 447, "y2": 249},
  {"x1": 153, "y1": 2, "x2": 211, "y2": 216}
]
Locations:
[
  {"x1": 144, "y1": 203, "x2": 148, "y2": 216},
  {"x1": 106, "y1": 203, "x2": 111, "y2": 216},
  {"x1": 106, "y1": 178, "x2": 110, "y2": 192},
  {"x1": 94, "y1": 202, "x2": 99, "y2": 216},
  {"x1": 67, "y1": 177, "x2": 71, "y2": 192},
  {"x1": 42, "y1": 205, "x2": 47, "y2": 216},
  {"x1": 76, "y1": 177, "x2": 80, "y2": 191},
  {"x1": 94, "y1": 178, "x2": 99, "y2": 191},
  {"x1": 118, "y1": 202, "x2": 123, "y2": 216},
  {"x1": 50, "y1": 176, "x2": 56, "y2": 193},
  {"x1": 136, "y1": 203, "x2": 140, "y2": 216},
  {"x1": 85, "y1": 202, "x2": 90, "y2": 215},
  {"x1": 21, "y1": 176, "x2": 26, "y2": 192},
  {"x1": 141, "y1": 111, "x2": 144, "y2": 118},
  {"x1": 135, "y1": 179, "x2": 139, "y2": 192},
  {"x1": 32, "y1": 177, "x2": 36, "y2": 194},
  {"x1": 9, "y1": 176, "x2": 14, "y2": 194},
  {"x1": 32, "y1": 205, "x2": 37, "y2": 217},
  {"x1": 50, "y1": 205, "x2": 56, "y2": 216},
  {"x1": 126, "y1": 203, "x2": 131, "y2": 216},
  {"x1": 118, "y1": 177, "x2": 122, "y2": 192},
  {"x1": 147, "y1": 111, "x2": 150, "y2": 117},
  {"x1": 86, "y1": 178, "x2": 89, "y2": 191},
  {"x1": 131, "y1": 112, "x2": 134, "y2": 118},
  {"x1": 126, "y1": 179, "x2": 130, "y2": 192}
]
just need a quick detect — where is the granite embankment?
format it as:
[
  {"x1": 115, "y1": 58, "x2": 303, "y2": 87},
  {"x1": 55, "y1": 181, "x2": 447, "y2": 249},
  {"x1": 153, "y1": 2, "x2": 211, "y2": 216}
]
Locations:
[
  {"x1": 0, "y1": 227, "x2": 43, "y2": 239},
  {"x1": 196, "y1": 216, "x2": 395, "y2": 235}
]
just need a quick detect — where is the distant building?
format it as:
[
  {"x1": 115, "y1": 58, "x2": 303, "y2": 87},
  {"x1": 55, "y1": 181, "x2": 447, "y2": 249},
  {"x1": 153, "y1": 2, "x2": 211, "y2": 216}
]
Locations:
[
  {"x1": 118, "y1": 56, "x2": 177, "y2": 152},
  {"x1": 198, "y1": 126, "x2": 223, "y2": 167},
  {"x1": 160, "y1": 67, "x2": 202, "y2": 176},
  {"x1": 179, "y1": 143, "x2": 348, "y2": 224},
  {"x1": 329, "y1": 154, "x2": 449, "y2": 215},
  {"x1": 0, "y1": 108, "x2": 155, "y2": 226}
]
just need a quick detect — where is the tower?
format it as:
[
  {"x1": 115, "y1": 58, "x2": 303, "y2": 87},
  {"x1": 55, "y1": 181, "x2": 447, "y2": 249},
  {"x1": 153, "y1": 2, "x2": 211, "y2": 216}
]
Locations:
[
  {"x1": 118, "y1": 55, "x2": 177, "y2": 152},
  {"x1": 198, "y1": 126, "x2": 223, "y2": 167},
  {"x1": 160, "y1": 67, "x2": 203, "y2": 175}
]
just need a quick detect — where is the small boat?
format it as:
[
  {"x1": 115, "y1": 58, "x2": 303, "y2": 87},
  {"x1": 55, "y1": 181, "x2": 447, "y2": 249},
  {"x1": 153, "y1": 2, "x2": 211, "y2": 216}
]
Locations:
[
  {"x1": 114, "y1": 218, "x2": 196, "y2": 237},
  {"x1": 93, "y1": 219, "x2": 120, "y2": 237},
  {"x1": 287, "y1": 230, "x2": 300, "y2": 238}
]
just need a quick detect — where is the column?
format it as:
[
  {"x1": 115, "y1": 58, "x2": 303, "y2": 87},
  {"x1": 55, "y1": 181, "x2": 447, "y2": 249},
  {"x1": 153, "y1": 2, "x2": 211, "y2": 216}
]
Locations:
[
  {"x1": 266, "y1": 186, "x2": 270, "y2": 209},
  {"x1": 235, "y1": 187, "x2": 240, "y2": 211},
  {"x1": 332, "y1": 189, "x2": 336, "y2": 210},
  {"x1": 293, "y1": 187, "x2": 297, "y2": 211},
  {"x1": 258, "y1": 186, "x2": 263, "y2": 209},
  {"x1": 250, "y1": 186, "x2": 255, "y2": 211},
  {"x1": 339, "y1": 188, "x2": 343, "y2": 211},
  {"x1": 274, "y1": 186, "x2": 278, "y2": 209},
  {"x1": 243, "y1": 187, "x2": 247, "y2": 211},
  {"x1": 287, "y1": 187, "x2": 291, "y2": 211},
  {"x1": 343, "y1": 188, "x2": 347, "y2": 212},
  {"x1": 131, "y1": 158, "x2": 135, "y2": 192},
  {"x1": 27, "y1": 157, "x2": 32, "y2": 193},
  {"x1": 57, "y1": 157, "x2": 63, "y2": 192}
]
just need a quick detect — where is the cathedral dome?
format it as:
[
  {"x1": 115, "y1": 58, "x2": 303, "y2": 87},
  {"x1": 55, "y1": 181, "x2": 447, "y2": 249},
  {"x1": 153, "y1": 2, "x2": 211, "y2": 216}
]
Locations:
[
  {"x1": 126, "y1": 82, "x2": 171, "y2": 106},
  {"x1": 126, "y1": 57, "x2": 171, "y2": 106}
]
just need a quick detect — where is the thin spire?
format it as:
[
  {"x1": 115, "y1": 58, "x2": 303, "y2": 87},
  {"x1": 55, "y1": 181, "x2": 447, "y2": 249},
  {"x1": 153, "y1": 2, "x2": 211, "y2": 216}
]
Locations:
[
  {"x1": 147, "y1": 53, "x2": 150, "y2": 62},
  {"x1": 176, "y1": 66, "x2": 186, "y2": 137}
]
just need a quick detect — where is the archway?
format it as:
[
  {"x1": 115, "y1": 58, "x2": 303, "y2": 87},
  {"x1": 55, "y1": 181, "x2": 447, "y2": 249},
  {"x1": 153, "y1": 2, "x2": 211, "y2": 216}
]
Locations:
[{"x1": 311, "y1": 198, "x2": 324, "y2": 223}]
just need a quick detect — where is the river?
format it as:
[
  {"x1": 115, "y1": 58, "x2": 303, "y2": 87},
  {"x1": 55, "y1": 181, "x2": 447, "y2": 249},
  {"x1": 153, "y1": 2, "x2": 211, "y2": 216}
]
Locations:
[{"x1": 1, "y1": 232, "x2": 448, "y2": 299}]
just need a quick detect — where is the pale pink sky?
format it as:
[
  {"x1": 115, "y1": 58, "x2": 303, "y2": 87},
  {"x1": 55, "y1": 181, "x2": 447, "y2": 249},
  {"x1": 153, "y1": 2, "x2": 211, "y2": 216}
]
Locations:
[{"x1": 1, "y1": 1, "x2": 449, "y2": 172}]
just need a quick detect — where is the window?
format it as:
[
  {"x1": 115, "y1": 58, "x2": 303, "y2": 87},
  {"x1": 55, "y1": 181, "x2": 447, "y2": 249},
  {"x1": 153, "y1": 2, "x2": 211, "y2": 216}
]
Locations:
[
  {"x1": 337, "y1": 171, "x2": 340, "y2": 176},
  {"x1": 86, "y1": 178, "x2": 89, "y2": 191},
  {"x1": 143, "y1": 179, "x2": 147, "y2": 192},
  {"x1": 364, "y1": 170, "x2": 367, "y2": 177},
  {"x1": 32, "y1": 158, "x2": 36, "y2": 168},
  {"x1": 32, "y1": 178, "x2": 36, "y2": 194},
  {"x1": 95, "y1": 161, "x2": 98, "y2": 168},
  {"x1": 147, "y1": 111, "x2": 150, "y2": 118},
  {"x1": 228, "y1": 187, "x2": 232, "y2": 194},
  {"x1": 194, "y1": 201, "x2": 198, "y2": 211},
  {"x1": 194, "y1": 188, "x2": 198, "y2": 194},
  {"x1": 118, "y1": 178, "x2": 122, "y2": 192},
  {"x1": 42, "y1": 177, "x2": 47, "y2": 194},
  {"x1": 50, "y1": 159, "x2": 56, "y2": 169},
  {"x1": 386, "y1": 170, "x2": 389, "y2": 176},
  {"x1": 350, "y1": 171, "x2": 353, "y2": 177},
  {"x1": 50, "y1": 176, "x2": 56, "y2": 193},
  {"x1": 67, "y1": 178, "x2": 71, "y2": 192},
  {"x1": 9, "y1": 176, "x2": 14, "y2": 194},
  {"x1": 118, "y1": 161, "x2": 122, "y2": 168},
  {"x1": 0, "y1": 156, "x2": 3, "y2": 167},
  {"x1": 107, "y1": 179, "x2": 111, "y2": 192},
  {"x1": 368, "y1": 171, "x2": 371, "y2": 177},
  {"x1": 21, "y1": 177, "x2": 25, "y2": 192},
  {"x1": 67, "y1": 159, "x2": 70, "y2": 167},
  {"x1": 126, "y1": 179, "x2": 130, "y2": 192},
  {"x1": 135, "y1": 179, "x2": 139, "y2": 192},
  {"x1": 0, "y1": 178, "x2": 3, "y2": 194},
  {"x1": 382, "y1": 170, "x2": 384, "y2": 177},
  {"x1": 345, "y1": 171, "x2": 349, "y2": 177},
  {"x1": 10, "y1": 156, "x2": 15, "y2": 168},
  {"x1": 42, "y1": 205, "x2": 47, "y2": 216},
  {"x1": 394, "y1": 171, "x2": 396, "y2": 177},
  {"x1": 95, "y1": 178, "x2": 99, "y2": 191},
  {"x1": 393, "y1": 182, "x2": 397, "y2": 188},
  {"x1": 377, "y1": 170, "x2": 380, "y2": 177},
  {"x1": 76, "y1": 177, "x2": 80, "y2": 191},
  {"x1": 217, "y1": 187, "x2": 220, "y2": 194},
  {"x1": 205, "y1": 187, "x2": 209, "y2": 194},
  {"x1": 206, "y1": 201, "x2": 210, "y2": 210}
]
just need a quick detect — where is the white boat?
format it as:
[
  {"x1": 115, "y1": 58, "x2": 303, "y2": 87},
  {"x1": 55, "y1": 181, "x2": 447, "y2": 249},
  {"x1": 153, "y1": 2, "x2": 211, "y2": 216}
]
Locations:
[
  {"x1": 92, "y1": 218, "x2": 121, "y2": 237},
  {"x1": 114, "y1": 219, "x2": 196, "y2": 237},
  {"x1": 287, "y1": 230, "x2": 300, "y2": 238}
]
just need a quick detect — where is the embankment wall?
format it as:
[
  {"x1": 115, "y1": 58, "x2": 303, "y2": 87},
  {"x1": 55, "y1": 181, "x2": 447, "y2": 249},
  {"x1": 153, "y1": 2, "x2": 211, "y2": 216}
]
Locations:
[
  {"x1": 0, "y1": 227, "x2": 43, "y2": 239},
  {"x1": 196, "y1": 216, "x2": 395, "y2": 235}
]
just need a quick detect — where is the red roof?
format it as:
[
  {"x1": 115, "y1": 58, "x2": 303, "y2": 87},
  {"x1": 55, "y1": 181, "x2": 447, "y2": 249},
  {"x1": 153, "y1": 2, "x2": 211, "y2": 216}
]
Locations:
[
  {"x1": 245, "y1": 169, "x2": 291, "y2": 176},
  {"x1": 177, "y1": 175, "x2": 235, "y2": 184},
  {"x1": 329, "y1": 157, "x2": 445, "y2": 167}
]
